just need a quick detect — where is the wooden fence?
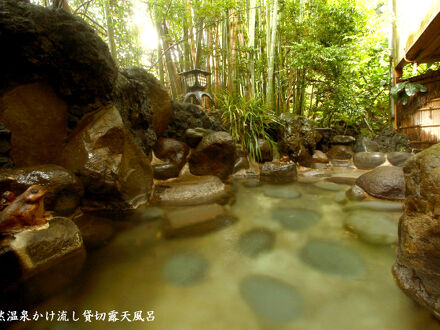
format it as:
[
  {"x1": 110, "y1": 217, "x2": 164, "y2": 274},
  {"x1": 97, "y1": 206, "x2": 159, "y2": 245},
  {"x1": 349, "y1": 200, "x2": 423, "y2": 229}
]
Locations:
[{"x1": 396, "y1": 71, "x2": 440, "y2": 150}]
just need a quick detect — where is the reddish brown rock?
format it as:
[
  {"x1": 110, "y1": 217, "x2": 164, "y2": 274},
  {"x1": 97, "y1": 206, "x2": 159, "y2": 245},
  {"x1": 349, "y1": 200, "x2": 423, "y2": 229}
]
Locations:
[
  {"x1": 260, "y1": 162, "x2": 297, "y2": 184},
  {"x1": 153, "y1": 138, "x2": 189, "y2": 170},
  {"x1": 353, "y1": 152, "x2": 386, "y2": 169},
  {"x1": 153, "y1": 163, "x2": 181, "y2": 180},
  {"x1": 328, "y1": 145, "x2": 353, "y2": 160},
  {"x1": 151, "y1": 176, "x2": 232, "y2": 206},
  {"x1": 188, "y1": 131, "x2": 235, "y2": 180},
  {"x1": 356, "y1": 166, "x2": 405, "y2": 200},
  {"x1": 0, "y1": 164, "x2": 83, "y2": 216},
  {"x1": 0, "y1": 83, "x2": 68, "y2": 167},
  {"x1": 312, "y1": 150, "x2": 329, "y2": 163},
  {"x1": 58, "y1": 105, "x2": 153, "y2": 211}
]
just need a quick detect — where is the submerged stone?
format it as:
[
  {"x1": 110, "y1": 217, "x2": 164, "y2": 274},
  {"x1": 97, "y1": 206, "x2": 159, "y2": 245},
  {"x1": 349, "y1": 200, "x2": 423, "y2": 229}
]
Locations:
[
  {"x1": 346, "y1": 185, "x2": 366, "y2": 201},
  {"x1": 263, "y1": 186, "x2": 301, "y2": 199},
  {"x1": 163, "y1": 252, "x2": 208, "y2": 286},
  {"x1": 237, "y1": 228, "x2": 276, "y2": 257},
  {"x1": 344, "y1": 211, "x2": 397, "y2": 245},
  {"x1": 163, "y1": 204, "x2": 237, "y2": 238},
  {"x1": 333, "y1": 191, "x2": 347, "y2": 204},
  {"x1": 240, "y1": 275, "x2": 303, "y2": 323},
  {"x1": 272, "y1": 208, "x2": 321, "y2": 230},
  {"x1": 242, "y1": 179, "x2": 261, "y2": 188},
  {"x1": 344, "y1": 201, "x2": 403, "y2": 212},
  {"x1": 313, "y1": 181, "x2": 347, "y2": 191},
  {"x1": 299, "y1": 240, "x2": 365, "y2": 278}
]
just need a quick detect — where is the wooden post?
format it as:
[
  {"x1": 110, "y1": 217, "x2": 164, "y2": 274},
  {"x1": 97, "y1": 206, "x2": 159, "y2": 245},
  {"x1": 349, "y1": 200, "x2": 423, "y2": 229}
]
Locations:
[{"x1": 394, "y1": 66, "x2": 403, "y2": 130}]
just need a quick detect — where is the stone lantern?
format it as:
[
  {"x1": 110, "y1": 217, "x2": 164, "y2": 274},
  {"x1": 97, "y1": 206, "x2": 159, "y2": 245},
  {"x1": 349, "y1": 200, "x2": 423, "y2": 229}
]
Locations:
[{"x1": 179, "y1": 69, "x2": 214, "y2": 105}]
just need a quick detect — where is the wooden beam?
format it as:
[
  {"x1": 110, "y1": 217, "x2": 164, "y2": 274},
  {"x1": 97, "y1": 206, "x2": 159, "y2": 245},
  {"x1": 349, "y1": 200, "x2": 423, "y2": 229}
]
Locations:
[{"x1": 405, "y1": 11, "x2": 440, "y2": 63}]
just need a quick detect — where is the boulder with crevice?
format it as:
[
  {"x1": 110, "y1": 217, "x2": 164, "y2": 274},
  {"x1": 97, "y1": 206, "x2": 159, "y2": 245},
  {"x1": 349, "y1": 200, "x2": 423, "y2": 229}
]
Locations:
[
  {"x1": 164, "y1": 101, "x2": 224, "y2": 141},
  {"x1": 393, "y1": 143, "x2": 440, "y2": 319},
  {"x1": 277, "y1": 115, "x2": 317, "y2": 163},
  {"x1": 188, "y1": 131, "x2": 236, "y2": 180},
  {"x1": 57, "y1": 105, "x2": 153, "y2": 213},
  {"x1": 153, "y1": 138, "x2": 189, "y2": 171},
  {"x1": 113, "y1": 67, "x2": 172, "y2": 154}
]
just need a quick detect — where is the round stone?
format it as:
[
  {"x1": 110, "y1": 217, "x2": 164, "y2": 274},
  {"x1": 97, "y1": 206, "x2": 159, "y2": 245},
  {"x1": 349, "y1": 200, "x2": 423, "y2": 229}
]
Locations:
[
  {"x1": 240, "y1": 275, "x2": 303, "y2": 323},
  {"x1": 237, "y1": 228, "x2": 276, "y2": 257},
  {"x1": 346, "y1": 185, "x2": 366, "y2": 201},
  {"x1": 163, "y1": 252, "x2": 208, "y2": 286},
  {"x1": 263, "y1": 186, "x2": 301, "y2": 199},
  {"x1": 353, "y1": 152, "x2": 386, "y2": 170},
  {"x1": 344, "y1": 211, "x2": 397, "y2": 245},
  {"x1": 299, "y1": 240, "x2": 365, "y2": 278},
  {"x1": 314, "y1": 181, "x2": 347, "y2": 191},
  {"x1": 387, "y1": 152, "x2": 412, "y2": 167},
  {"x1": 272, "y1": 208, "x2": 321, "y2": 230}
]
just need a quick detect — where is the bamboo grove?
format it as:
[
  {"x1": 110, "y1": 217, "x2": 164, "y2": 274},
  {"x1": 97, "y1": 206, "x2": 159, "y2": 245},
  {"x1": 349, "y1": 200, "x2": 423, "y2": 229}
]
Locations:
[{"x1": 32, "y1": 0, "x2": 392, "y2": 130}]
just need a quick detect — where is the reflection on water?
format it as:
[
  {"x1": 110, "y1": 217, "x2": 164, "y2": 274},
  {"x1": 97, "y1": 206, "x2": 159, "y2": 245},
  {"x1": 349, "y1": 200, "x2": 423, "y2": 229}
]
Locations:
[{"x1": 16, "y1": 176, "x2": 440, "y2": 330}]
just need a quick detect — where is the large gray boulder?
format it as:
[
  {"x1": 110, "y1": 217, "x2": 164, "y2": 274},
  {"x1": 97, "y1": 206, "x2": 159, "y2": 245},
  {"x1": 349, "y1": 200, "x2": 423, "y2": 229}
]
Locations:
[{"x1": 393, "y1": 143, "x2": 440, "y2": 319}]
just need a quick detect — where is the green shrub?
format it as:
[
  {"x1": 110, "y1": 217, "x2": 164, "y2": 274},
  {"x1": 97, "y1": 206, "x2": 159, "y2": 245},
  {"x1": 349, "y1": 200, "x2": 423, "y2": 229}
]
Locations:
[{"x1": 216, "y1": 93, "x2": 281, "y2": 161}]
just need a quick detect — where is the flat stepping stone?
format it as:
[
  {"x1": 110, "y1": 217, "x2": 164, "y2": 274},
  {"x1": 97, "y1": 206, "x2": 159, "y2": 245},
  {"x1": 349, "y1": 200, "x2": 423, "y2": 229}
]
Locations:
[
  {"x1": 163, "y1": 252, "x2": 208, "y2": 286},
  {"x1": 326, "y1": 176, "x2": 357, "y2": 185},
  {"x1": 344, "y1": 201, "x2": 403, "y2": 212},
  {"x1": 272, "y1": 208, "x2": 321, "y2": 230},
  {"x1": 237, "y1": 228, "x2": 276, "y2": 257},
  {"x1": 314, "y1": 181, "x2": 347, "y2": 191},
  {"x1": 299, "y1": 240, "x2": 365, "y2": 278},
  {"x1": 344, "y1": 211, "x2": 397, "y2": 245},
  {"x1": 240, "y1": 275, "x2": 303, "y2": 323},
  {"x1": 263, "y1": 186, "x2": 301, "y2": 199},
  {"x1": 163, "y1": 204, "x2": 237, "y2": 238}
]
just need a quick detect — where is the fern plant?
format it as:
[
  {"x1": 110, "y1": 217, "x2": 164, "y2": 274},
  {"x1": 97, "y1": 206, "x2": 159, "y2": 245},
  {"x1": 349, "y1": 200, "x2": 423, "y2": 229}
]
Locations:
[{"x1": 216, "y1": 93, "x2": 281, "y2": 161}]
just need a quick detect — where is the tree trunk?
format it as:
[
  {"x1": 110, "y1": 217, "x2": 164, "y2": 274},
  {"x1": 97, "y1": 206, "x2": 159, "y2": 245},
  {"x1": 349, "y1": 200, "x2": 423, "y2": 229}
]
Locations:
[
  {"x1": 248, "y1": 0, "x2": 256, "y2": 97},
  {"x1": 103, "y1": 0, "x2": 117, "y2": 66},
  {"x1": 266, "y1": 0, "x2": 278, "y2": 109}
]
